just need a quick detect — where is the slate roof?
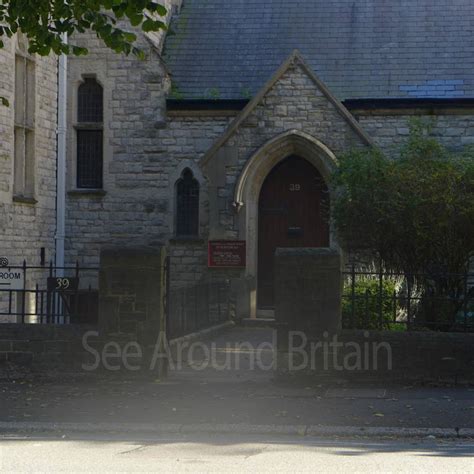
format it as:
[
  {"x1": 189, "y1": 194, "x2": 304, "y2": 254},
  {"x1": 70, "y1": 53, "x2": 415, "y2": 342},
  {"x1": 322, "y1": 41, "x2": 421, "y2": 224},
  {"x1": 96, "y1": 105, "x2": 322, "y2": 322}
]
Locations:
[{"x1": 163, "y1": 0, "x2": 474, "y2": 100}]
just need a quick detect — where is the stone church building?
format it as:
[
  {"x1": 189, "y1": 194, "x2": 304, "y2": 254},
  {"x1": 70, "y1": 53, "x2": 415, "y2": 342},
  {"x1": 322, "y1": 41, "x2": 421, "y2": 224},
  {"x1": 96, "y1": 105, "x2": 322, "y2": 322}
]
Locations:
[{"x1": 2, "y1": 0, "x2": 474, "y2": 319}]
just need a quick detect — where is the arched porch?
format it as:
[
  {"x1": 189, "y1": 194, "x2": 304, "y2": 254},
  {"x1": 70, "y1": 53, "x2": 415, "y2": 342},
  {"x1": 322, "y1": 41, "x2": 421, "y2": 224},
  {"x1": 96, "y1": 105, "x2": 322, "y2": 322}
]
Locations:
[{"x1": 233, "y1": 130, "x2": 339, "y2": 318}]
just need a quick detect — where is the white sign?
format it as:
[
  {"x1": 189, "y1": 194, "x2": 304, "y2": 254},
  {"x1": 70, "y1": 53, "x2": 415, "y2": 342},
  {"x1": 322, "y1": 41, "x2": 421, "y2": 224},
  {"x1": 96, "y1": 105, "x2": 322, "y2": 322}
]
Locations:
[{"x1": 0, "y1": 269, "x2": 24, "y2": 290}]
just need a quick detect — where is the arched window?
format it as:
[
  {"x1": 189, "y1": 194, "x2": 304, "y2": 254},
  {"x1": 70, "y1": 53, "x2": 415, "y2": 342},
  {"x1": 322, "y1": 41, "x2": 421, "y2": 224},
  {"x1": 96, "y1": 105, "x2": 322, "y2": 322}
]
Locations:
[
  {"x1": 76, "y1": 78, "x2": 103, "y2": 188},
  {"x1": 78, "y1": 78, "x2": 103, "y2": 122},
  {"x1": 176, "y1": 168, "x2": 199, "y2": 236}
]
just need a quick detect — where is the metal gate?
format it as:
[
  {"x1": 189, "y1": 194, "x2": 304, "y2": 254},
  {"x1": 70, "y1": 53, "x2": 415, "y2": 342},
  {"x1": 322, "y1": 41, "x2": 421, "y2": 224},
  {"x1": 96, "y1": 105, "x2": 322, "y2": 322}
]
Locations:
[{"x1": 164, "y1": 256, "x2": 232, "y2": 339}]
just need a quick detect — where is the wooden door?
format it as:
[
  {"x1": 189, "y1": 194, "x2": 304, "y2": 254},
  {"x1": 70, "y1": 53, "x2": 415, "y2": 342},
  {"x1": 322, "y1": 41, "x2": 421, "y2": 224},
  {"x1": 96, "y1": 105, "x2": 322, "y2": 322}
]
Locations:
[{"x1": 257, "y1": 156, "x2": 329, "y2": 308}]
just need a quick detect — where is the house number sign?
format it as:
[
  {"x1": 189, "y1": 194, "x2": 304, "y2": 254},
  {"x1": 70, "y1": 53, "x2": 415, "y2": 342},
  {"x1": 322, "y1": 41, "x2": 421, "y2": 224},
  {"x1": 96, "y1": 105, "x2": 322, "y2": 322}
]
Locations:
[
  {"x1": 47, "y1": 277, "x2": 79, "y2": 292},
  {"x1": 289, "y1": 184, "x2": 301, "y2": 191}
]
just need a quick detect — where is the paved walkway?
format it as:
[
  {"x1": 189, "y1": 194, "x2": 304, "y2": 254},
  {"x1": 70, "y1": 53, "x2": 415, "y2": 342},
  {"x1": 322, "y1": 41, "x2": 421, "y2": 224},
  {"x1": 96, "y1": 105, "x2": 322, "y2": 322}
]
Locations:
[
  {"x1": 2, "y1": 435, "x2": 474, "y2": 472},
  {"x1": 1, "y1": 327, "x2": 474, "y2": 437}
]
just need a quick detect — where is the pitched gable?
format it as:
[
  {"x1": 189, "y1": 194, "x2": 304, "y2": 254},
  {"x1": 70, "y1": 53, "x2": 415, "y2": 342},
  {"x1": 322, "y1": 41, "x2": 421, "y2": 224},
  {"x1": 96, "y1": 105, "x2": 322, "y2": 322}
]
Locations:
[{"x1": 201, "y1": 51, "x2": 372, "y2": 167}]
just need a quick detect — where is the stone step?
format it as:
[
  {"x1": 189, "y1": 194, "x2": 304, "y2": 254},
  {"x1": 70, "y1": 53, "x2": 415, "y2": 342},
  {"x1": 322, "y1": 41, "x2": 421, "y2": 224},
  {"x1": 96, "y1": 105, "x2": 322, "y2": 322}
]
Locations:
[{"x1": 240, "y1": 317, "x2": 276, "y2": 328}]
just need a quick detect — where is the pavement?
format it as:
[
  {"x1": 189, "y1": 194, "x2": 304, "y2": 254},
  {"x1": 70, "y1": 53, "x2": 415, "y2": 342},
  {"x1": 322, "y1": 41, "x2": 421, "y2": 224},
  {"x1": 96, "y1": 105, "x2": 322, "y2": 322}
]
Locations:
[
  {"x1": 1, "y1": 433, "x2": 473, "y2": 472},
  {"x1": 1, "y1": 327, "x2": 474, "y2": 440}
]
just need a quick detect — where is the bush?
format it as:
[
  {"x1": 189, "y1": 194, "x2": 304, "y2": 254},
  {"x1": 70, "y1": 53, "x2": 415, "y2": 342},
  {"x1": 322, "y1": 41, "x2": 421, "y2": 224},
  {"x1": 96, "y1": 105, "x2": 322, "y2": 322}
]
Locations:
[
  {"x1": 333, "y1": 119, "x2": 474, "y2": 327},
  {"x1": 342, "y1": 278, "x2": 397, "y2": 330}
]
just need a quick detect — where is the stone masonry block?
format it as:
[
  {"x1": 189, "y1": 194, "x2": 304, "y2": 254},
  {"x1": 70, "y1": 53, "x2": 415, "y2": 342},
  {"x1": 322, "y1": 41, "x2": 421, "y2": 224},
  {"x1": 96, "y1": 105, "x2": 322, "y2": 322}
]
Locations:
[{"x1": 275, "y1": 248, "x2": 342, "y2": 336}]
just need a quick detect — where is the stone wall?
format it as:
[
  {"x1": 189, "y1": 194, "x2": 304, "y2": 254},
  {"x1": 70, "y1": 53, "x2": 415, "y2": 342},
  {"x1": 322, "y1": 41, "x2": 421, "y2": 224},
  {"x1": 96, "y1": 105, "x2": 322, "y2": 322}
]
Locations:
[
  {"x1": 168, "y1": 240, "x2": 208, "y2": 287},
  {"x1": 99, "y1": 246, "x2": 166, "y2": 342},
  {"x1": 342, "y1": 330, "x2": 474, "y2": 381},
  {"x1": 0, "y1": 323, "x2": 97, "y2": 369},
  {"x1": 65, "y1": 24, "x2": 232, "y2": 279},
  {"x1": 274, "y1": 248, "x2": 342, "y2": 337},
  {"x1": 0, "y1": 322, "x2": 165, "y2": 372},
  {"x1": 65, "y1": 4, "x2": 220, "y2": 279},
  {"x1": 0, "y1": 35, "x2": 58, "y2": 319},
  {"x1": 0, "y1": 36, "x2": 58, "y2": 265},
  {"x1": 356, "y1": 111, "x2": 474, "y2": 155},
  {"x1": 280, "y1": 329, "x2": 474, "y2": 383},
  {"x1": 0, "y1": 246, "x2": 168, "y2": 373},
  {"x1": 65, "y1": 28, "x2": 168, "y2": 270}
]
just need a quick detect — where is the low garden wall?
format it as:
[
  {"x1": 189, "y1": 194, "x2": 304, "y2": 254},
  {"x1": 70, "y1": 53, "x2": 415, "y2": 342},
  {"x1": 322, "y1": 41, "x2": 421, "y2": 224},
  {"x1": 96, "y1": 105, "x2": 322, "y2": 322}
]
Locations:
[
  {"x1": 340, "y1": 330, "x2": 474, "y2": 380},
  {"x1": 274, "y1": 248, "x2": 474, "y2": 382},
  {"x1": 0, "y1": 246, "x2": 169, "y2": 375},
  {"x1": 277, "y1": 328, "x2": 474, "y2": 382},
  {"x1": 0, "y1": 323, "x2": 97, "y2": 369}
]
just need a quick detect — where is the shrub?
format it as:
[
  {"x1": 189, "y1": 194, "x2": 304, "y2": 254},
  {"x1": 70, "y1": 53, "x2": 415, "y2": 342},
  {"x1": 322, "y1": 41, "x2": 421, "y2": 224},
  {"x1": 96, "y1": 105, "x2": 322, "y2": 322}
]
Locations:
[
  {"x1": 333, "y1": 120, "x2": 474, "y2": 328},
  {"x1": 342, "y1": 278, "x2": 397, "y2": 330}
]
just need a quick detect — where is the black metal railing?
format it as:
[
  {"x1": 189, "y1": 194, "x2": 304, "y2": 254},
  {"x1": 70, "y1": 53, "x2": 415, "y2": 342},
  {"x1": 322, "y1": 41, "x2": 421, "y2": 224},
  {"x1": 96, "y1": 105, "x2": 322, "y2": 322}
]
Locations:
[
  {"x1": 0, "y1": 260, "x2": 99, "y2": 324},
  {"x1": 166, "y1": 278, "x2": 232, "y2": 339},
  {"x1": 342, "y1": 265, "x2": 474, "y2": 332}
]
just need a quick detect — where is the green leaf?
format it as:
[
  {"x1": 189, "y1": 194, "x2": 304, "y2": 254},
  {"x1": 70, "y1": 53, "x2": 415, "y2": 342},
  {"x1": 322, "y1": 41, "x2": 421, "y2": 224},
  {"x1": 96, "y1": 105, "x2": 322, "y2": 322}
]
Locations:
[
  {"x1": 123, "y1": 31, "x2": 137, "y2": 42},
  {"x1": 0, "y1": 0, "x2": 168, "y2": 57},
  {"x1": 142, "y1": 17, "x2": 160, "y2": 32},
  {"x1": 72, "y1": 45, "x2": 88, "y2": 55},
  {"x1": 128, "y1": 13, "x2": 143, "y2": 26}
]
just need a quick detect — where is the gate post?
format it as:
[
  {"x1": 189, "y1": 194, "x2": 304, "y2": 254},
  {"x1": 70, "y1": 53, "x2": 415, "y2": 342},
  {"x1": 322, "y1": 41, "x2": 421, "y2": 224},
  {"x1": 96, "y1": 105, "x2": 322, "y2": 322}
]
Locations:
[
  {"x1": 274, "y1": 248, "x2": 342, "y2": 372},
  {"x1": 98, "y1": 246, "x2": 167, "y2": 375}
]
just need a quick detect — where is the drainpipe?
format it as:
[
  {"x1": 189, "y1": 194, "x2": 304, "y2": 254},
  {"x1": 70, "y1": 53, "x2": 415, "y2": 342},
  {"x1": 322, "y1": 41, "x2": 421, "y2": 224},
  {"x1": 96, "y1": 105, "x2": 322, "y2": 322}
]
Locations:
[{"x1": 55, "y1": 34, "x2": 67, "y2": 277}]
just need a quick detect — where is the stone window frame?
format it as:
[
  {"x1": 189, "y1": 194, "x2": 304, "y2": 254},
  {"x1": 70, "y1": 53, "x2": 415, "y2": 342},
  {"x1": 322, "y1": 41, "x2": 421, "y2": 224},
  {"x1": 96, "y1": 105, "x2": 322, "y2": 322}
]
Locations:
[
  {"x1": 175, "y1": 167, "x2": 200, "y2": 238},
  {"x1": 75, "y1": 76, "x2": 104, "y2": 189},
  {"x1": 13, "y1": 32, "x2": 37, "y2": 204},
  {"x1": 169, "y1": 161, "x2": 206, "y2": 240}
]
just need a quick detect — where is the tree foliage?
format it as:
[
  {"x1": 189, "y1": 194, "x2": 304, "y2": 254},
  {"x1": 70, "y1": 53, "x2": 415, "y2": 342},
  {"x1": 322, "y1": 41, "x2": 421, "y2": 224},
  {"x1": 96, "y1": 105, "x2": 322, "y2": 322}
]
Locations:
[
  {"x1": 0, "y1": 1, "x2": 167, "y2": 104},
  {"x1": 333, "y1": 120, "x2": 474, "y2": 326},
  {"x1": 0, "y1": 0, "x2": 167, "y2": 57}
]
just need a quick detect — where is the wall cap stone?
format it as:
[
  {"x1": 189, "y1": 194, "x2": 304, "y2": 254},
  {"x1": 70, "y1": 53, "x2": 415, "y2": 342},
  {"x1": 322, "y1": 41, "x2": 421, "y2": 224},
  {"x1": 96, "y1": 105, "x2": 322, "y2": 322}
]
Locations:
[
  {"x1": 100, "y1": 246, "x2": 165, "y2": 268},
  {"x1": 275, "y1": 247, "x2": 339, "y2": 257}
]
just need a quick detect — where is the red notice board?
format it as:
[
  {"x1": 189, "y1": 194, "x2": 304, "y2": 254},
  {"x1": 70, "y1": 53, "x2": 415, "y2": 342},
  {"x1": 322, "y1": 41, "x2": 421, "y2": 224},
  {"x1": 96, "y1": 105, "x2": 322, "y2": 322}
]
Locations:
[{"x1": 208, "y1": 241, "x2": 246, "y2": 268}]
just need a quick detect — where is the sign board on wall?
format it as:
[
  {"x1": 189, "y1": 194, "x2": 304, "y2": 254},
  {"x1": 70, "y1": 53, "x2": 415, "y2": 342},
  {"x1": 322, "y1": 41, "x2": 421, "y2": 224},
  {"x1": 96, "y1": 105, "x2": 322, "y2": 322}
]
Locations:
[
  {"x1": 208, "y1": 241, "x2": 246, "y2": 268},
  {"x1": 0, "y1": 269, "x2": 24, "y2": 290}
]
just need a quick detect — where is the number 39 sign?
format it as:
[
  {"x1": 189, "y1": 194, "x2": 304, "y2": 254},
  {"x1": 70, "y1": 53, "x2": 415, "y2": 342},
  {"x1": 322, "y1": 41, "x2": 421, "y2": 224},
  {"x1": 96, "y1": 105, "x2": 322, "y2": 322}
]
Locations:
[{"x1": 47, "y1": 277, "x2": 79, "y2": 292}]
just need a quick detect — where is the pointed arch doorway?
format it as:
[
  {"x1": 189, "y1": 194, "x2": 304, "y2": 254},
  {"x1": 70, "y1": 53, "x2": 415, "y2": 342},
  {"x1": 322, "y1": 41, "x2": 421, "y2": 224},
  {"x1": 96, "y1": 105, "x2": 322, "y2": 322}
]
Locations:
[{"x1": 257, "y1": 156, "x2": 330, "y2": 309}]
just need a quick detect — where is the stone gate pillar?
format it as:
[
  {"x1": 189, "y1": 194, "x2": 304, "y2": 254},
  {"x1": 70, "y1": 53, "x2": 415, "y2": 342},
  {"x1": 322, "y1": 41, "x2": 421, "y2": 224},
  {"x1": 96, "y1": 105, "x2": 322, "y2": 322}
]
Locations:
[
  {"x1": 98, "y1": 246, "x2": 167, "y2": 375},
  {"x1": 274, "y1": 248, "x2": 342, "y2": 368}
]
